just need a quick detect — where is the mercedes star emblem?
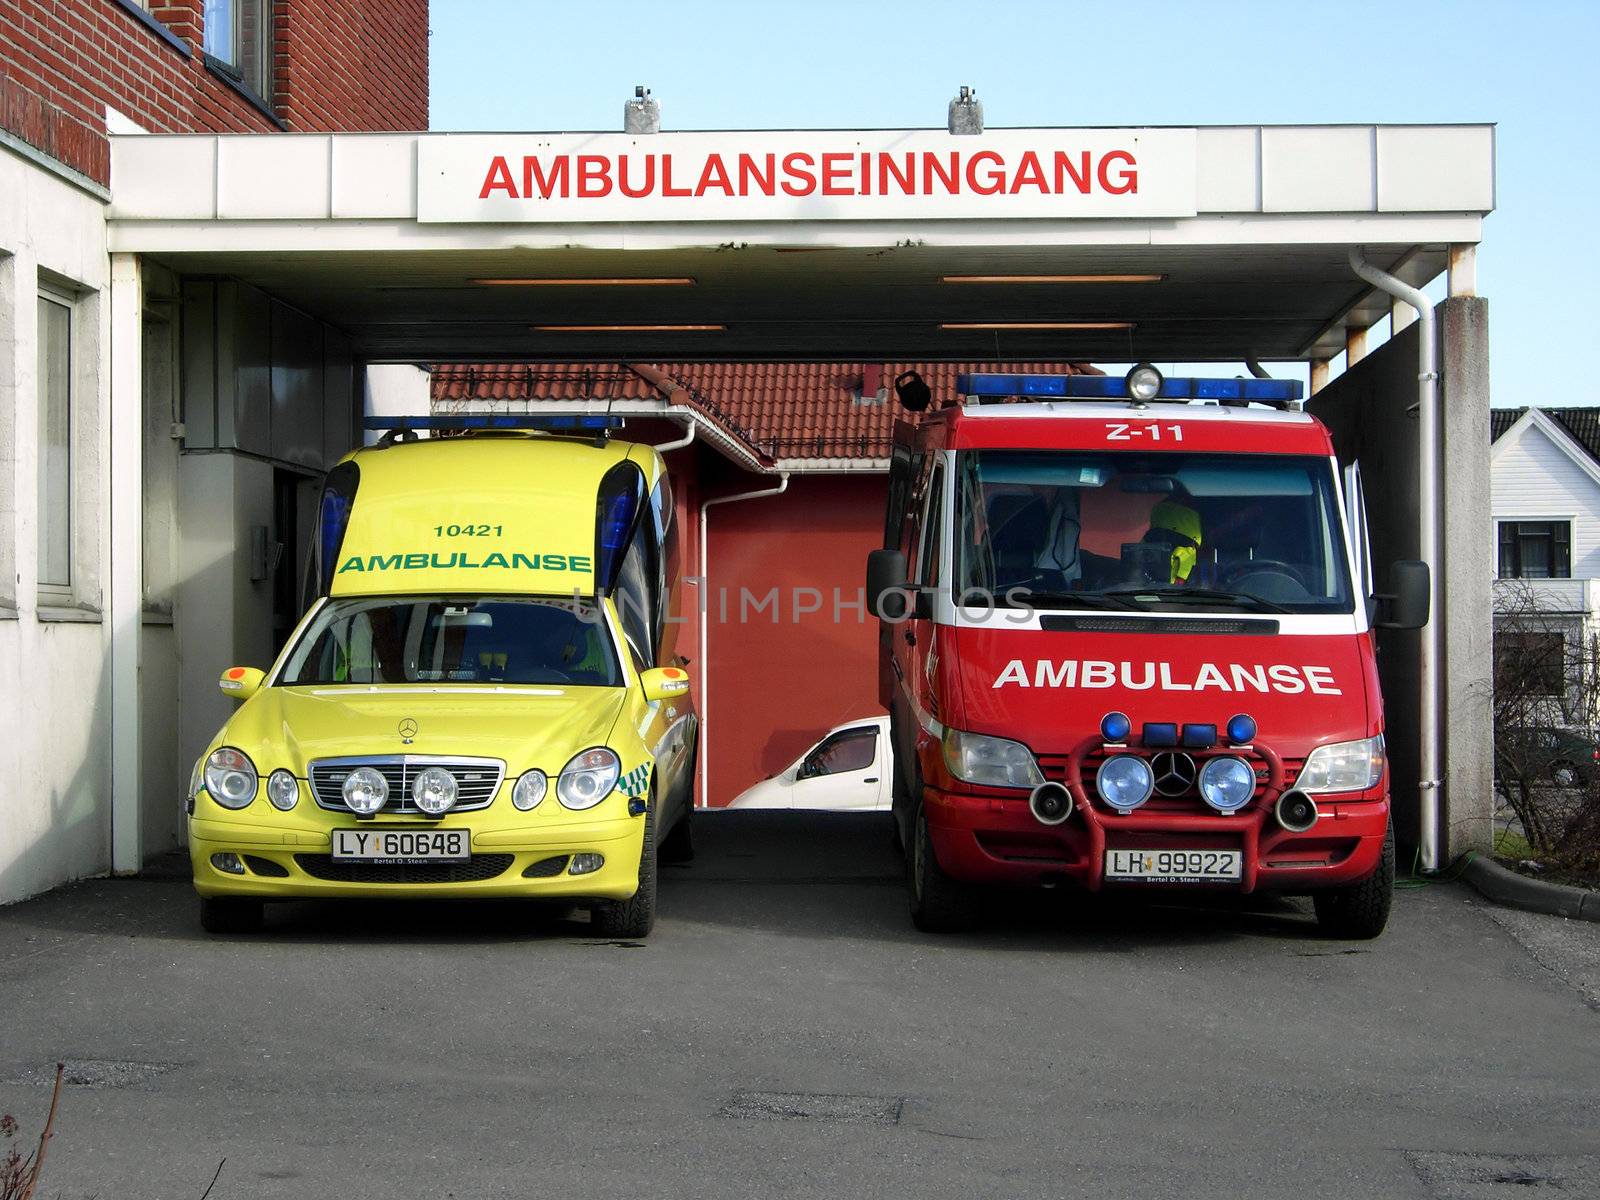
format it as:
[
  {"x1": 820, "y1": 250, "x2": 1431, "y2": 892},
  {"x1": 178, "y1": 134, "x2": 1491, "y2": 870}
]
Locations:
[
  {"x1": 1150, "y1": 751, "x2": 1197, "y2": 797},
  {"x1": 398, "y1": 718, "x2": 418, "y2": 743}
]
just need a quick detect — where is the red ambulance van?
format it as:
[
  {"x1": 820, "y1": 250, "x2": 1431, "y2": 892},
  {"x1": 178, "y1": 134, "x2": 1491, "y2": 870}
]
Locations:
[{"x1": 867, "y1": 366, "x2": 1428, "y2": 937}]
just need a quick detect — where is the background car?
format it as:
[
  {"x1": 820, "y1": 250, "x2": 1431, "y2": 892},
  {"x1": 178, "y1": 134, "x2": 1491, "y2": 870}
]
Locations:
[
  {"x1": 728, "y1": 716, "x2": 891, "y2": 811},
  {"x1": 1495, "y1": 725, "x2": 1600, "y2": 788}
]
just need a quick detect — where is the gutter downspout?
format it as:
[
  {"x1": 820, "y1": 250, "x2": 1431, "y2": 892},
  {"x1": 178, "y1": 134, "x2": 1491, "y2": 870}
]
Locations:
[
  {"x1": 654, "y1": 420, "x2": 696, "y2": 454},
  {"x1": 1348, "y1": 248, "x2": 1443, "y2": 872},
  {"x1": 697, "y1": 474, "x2": 791, "y2": 808}
]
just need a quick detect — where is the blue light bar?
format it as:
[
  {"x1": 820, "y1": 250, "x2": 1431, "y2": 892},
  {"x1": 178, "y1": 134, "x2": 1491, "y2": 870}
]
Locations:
[
  {"x1": 363, "y1": 414, "x2": 625, "y2": 432},
  {"x1": 956, "y1": 373, "x2": 1303, "y2": 404}
]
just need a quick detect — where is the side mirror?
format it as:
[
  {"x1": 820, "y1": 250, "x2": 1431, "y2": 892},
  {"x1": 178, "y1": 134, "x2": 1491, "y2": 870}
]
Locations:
[
  {"x1": 867, "y1": 549, "x2": 909, "y2": 619},
  {"x1": 219, "y1": 666, "x2": 266, "y2": 701},
  {"x1": 1373, "y1": 560, "x2": 1430, "y2": 630},
  {"x1": 640, "y1": 666, "x2": 692, "y2": 703},
  {"x1": 893, "y1": 370, "x2": 931, "y2": 412}
]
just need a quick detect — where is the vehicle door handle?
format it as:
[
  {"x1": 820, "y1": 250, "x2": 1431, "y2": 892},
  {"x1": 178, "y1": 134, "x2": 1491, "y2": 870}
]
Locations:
[{"x1": 863, "y1": 778, "x2": 879, "y2": 784}]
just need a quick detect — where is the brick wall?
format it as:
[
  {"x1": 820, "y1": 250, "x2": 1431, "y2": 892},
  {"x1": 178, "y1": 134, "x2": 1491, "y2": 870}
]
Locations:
[
  {"x1": 0, "y1": 0, "x2": 428, "y2": 187},
  {"x1": 275, "y1": 0, "x2": 428, "y2": 133}
]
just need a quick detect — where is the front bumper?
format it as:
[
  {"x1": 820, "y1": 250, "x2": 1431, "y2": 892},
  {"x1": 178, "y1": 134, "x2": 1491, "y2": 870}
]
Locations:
[
  {"x1": 926, "y1": 737, "x2": 1389, "y2": 894},
  {"x1": 189, "y1": 796, "x2": 646, "y2": 902}
]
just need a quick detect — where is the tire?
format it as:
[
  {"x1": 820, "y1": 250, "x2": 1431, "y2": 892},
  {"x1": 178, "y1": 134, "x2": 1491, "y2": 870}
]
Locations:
[
  {"x1": 200, "y1": 896, "x2": 263, "y2": 935},
  {"x1": 592, "y1": 798, "x2": 657, "y2": 939},
  {"x1": 908, "y1": 799, "x2": 977, "y2": 933},
  {"x1": 1312, "y1": 822, "x2": 1394, "y2": 939}
]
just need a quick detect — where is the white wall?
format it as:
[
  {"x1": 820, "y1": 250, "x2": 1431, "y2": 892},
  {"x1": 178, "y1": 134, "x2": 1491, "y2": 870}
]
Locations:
[
  {"x1": 1491, "y1": 416, "x2": 1600, "y2": 579},
  {"x1": 0, "y1": 147, "x2": 114, "y2": 904},
  {"x1": 364, "y1": 363, "x2": 430, "y2": 443}
]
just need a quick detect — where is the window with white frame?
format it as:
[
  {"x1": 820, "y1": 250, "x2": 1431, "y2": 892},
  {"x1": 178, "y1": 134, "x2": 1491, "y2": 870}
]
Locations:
[
  {"x1": 203, "y1": 0, "x2": 273, "y2": 101},
  {"x1": 36, "y1": 291, "x2": 73, "y2": 599}
]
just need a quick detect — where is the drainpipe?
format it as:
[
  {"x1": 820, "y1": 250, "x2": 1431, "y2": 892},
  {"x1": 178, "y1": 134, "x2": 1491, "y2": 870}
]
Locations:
[
  {"x1": 697, "y1": 474, "x2": 791, "y2": 808},
  {"x1": 653, "y1": 420, "x2": 696, "y2": 454},
  {"x1": 1348, "y1": 247, "x2": 1442, "y2": 872}
]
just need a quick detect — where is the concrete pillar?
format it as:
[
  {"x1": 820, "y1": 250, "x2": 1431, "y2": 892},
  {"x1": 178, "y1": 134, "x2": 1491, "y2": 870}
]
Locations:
[
  {"x1": 1448, "y1": 245, "x2": 1477, "y2": 298},
  {"x1": 1438, "y1": 297, "x2": 1494, "y2": 855},
  {"x1": 1345, "y1": 325, "x2": 1368, "y2": 368},
  {"x1": 1310, "y1": 358, "x2": 1331, "y2": 394},
  {"x1": 108, "y1": 253, "x2": 143, "y2": 874},
  {"x1": 1308, "y1": 297, "x2": 1495, "y2": 861}
]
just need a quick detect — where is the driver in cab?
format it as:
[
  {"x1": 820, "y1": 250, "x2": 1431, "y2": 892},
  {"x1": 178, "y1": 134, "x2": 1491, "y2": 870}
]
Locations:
[{"x1": 1028, "y1": 490, "x2": 1205, "y2": 591}]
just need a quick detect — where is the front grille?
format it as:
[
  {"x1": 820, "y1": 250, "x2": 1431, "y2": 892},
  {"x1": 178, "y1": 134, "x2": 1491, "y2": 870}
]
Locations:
[
  {"x1": 1038, "y1": 749, "x2": 1304, "y2": 814},
  {"x1": 522, "y1": 855, "x2": 570, "y2": 878},
  {"x1": 309, "y1": 756, "x2": 504, "y2": 815},
  {"x1": 294, "y1": 854, "x2": 515, "y2": 884}
]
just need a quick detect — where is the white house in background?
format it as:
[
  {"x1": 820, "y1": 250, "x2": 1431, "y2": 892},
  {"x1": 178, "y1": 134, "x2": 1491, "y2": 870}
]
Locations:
[{"x1": 1489, "y1": 407, "x2": 1600, "y2": 710}]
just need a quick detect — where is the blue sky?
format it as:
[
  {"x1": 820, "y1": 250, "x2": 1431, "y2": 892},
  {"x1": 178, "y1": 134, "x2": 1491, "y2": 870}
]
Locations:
[{"x1": 430, "y1": 0, "x2": 1599, "y2": 405}]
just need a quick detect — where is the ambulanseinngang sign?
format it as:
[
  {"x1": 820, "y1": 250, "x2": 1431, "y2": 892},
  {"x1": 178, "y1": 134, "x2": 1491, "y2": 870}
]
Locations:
[{"x1": 416, "y1": 129, "x2": 1199, "y2": 223}]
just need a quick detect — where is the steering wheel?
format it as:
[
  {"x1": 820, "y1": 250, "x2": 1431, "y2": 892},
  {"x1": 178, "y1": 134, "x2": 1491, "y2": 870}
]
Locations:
[{"x1": 1221, "y1": 559, "x2": 1307, "y2": 589}]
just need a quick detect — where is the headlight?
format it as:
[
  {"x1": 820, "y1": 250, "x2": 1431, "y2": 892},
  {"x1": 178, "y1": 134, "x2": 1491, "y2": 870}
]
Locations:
[
  {"x1": 411, "y1": 766, "x2": 458, "y2": 816},
  {"x1": 557, "y1": 748, "x2": 620, "y2": 810},
  {"x1": 266, "y1": 769, "x2": 299, "y2": 811},
  {"x1": 203, "y1": 748, "x2": 258, "y2": 809},
  {"x1": 1095, "y1": 754, "x2": 1154, "y2": 812},
  {"x1": 941, "y1": 728, "x2": 1043, "y2": 789},
  {"x1": 512, "y1": 769, "x2": 548, "y2": 811},
  {"x1": 1298, "y1": 736, "x2": 1385, "y2": 794},
  {"x1": 1198, "y1": 755, "x2": 1256, "y2": 813},
  {"x1": 342, "y1": 766, "x2": 389, "y2": 815}
]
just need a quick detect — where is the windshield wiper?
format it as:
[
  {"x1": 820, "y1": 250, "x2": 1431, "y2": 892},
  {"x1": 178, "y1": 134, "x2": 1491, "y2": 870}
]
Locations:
[
  {"x1": 1099, "y1": 586, "x2": 1290, "y2": 614},
  {"x1": 1005, "y1": 589, "x2": 1144, "y2": 612}
]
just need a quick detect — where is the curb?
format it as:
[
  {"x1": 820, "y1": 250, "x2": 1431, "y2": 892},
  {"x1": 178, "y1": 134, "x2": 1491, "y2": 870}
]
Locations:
[{"x1": 1458, "y1": 854, "x2": 1600, "y2": 923}]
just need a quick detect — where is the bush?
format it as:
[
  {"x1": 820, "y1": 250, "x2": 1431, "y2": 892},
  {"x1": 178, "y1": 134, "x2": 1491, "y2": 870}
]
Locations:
[{"x1": 1491, "y1": 581, "x2": 1600, "y2": 878}]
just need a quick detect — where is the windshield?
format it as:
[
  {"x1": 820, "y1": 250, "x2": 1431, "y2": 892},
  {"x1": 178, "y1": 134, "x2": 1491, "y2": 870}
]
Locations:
[
  {"x1": 955, "y1": 450, "x2": 1353, "y2": 613},
  {"x1": 279, "y1": 596, "x2": 622, "y2": 686}
]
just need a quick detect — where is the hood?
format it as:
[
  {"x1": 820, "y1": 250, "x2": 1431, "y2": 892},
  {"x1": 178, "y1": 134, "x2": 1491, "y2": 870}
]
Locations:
[
  {"x1": 220, "y1": 685, "x2": 629, "y2": 776},
  {"x1": 946, "y1": 624, "x2": 1378, "y2": 759}
]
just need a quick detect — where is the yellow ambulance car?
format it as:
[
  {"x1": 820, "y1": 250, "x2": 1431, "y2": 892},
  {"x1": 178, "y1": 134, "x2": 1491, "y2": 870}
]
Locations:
[{"x1": 187, "y1": 416, "x2": 697, "y2": 937}]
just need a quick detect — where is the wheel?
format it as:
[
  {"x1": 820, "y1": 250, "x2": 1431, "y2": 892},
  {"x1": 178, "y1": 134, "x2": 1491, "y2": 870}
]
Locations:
[
  {"x1": 1550, "y1": 760, "x2": 1580, "y2": 788},
  {"x1": 1312, "y1": 822, "x2": 1394, "y2": 939},
  {"x1": 908, "y1": 799, "x2": 977, "y2": 933},
  {"x1": 200, "y1": 896, "x2": 263, "y2": 935},
  {"x1": 592, "y1": 798, "x2": 657, "y2": 939}
]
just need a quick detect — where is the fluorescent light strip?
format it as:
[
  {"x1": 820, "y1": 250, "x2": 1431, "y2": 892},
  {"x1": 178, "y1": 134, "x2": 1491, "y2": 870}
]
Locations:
[
  {"x1": 940, "y1": 321, "x2": 1135, "y2": 331},
  {"x1": 473, "y1": 277, "x2": 697, "y2": 286},
  {"x1": 533, "y1": 324, "x2": 724, "y2": 333},
  {"x1": 942, "y1": 274, "x2": 1164, "y2": 284}
]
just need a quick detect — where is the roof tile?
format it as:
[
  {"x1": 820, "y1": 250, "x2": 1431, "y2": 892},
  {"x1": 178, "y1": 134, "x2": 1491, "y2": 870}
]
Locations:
[{"x1": 431, "y1": 361, "x2": 1103, "y2": 463}]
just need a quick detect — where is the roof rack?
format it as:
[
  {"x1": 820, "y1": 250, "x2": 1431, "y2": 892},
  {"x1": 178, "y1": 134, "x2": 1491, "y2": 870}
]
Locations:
[{"x1": 955, "y1": 370, "x2": 1304, "y2": 410}]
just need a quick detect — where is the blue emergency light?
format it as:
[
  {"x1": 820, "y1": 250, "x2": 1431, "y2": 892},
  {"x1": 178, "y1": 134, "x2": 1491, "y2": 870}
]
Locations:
[
  {"x1": 363, "y1": 414, "x2": 625, "y2": 432},
  {"x1": 955, "y1": 372, "x2": 1303, "y2": 405}
]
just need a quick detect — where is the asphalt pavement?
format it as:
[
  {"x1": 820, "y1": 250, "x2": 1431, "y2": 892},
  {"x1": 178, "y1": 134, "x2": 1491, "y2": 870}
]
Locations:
[{"x1": 1, "y1": 811, "x2": 1597, "y2": 1200}]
